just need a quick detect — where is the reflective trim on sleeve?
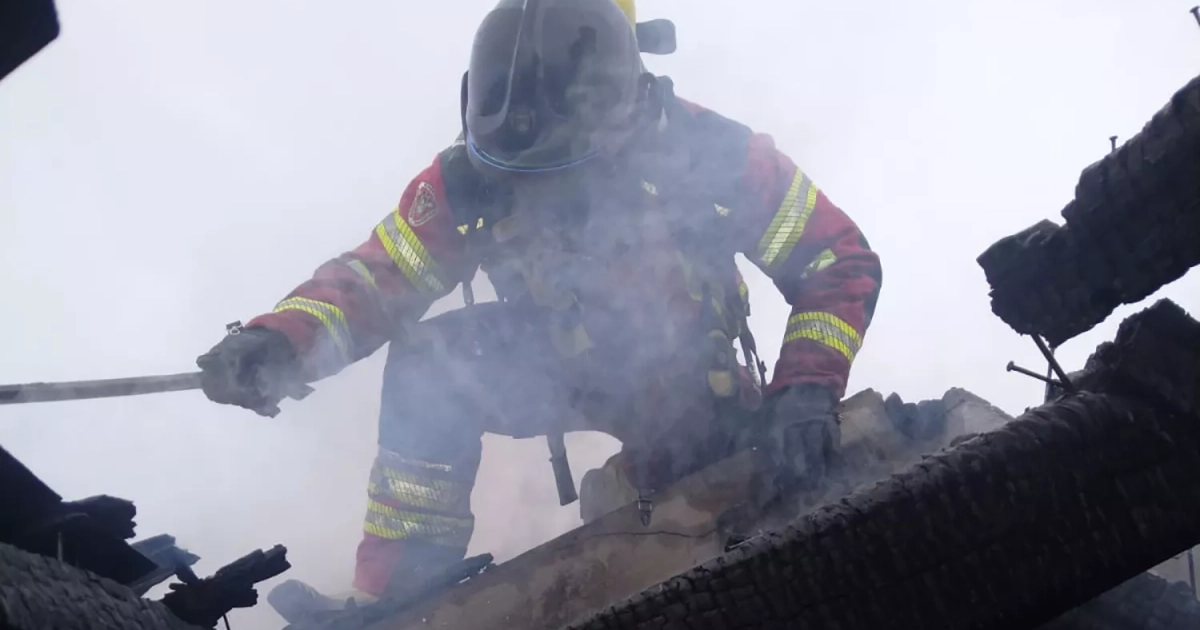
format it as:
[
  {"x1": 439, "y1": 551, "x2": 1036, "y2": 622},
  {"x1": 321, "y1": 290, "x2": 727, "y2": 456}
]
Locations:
[
  {"x1": 755, "y1": 169, "x2": 819, "y2": 270},
  {"x1": 375, "y1": 209, "x2": 446, "y2": 293},
  {"x1": 783, "y1": 311, "x2": 862, "y2": 362},
  {"x1": 273, "y1": 296, "x2": 353, "y2": 362},
  {"x1": 345, "y1": 259, "x2": 378, "y2": 290},
  {"x1": 802, "y1": 248, "x2": 838, "y2": 278}
]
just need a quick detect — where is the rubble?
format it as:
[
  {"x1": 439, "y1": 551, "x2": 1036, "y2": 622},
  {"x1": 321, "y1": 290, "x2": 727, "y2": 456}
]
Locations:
[
  {"x1": 332, "y1": 384, "x2": 1019, "y2": 630},
  {"x1": 565, "y1": 299, "x2": 1200, "y2": 630},
  {"x1": 0, "y1": 445, "x2": 291, "y2": 630}
]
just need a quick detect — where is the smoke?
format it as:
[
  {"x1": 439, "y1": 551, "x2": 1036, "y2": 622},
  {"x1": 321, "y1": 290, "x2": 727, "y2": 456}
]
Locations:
[{"x1": 2, "y1": 2, "x2": 1200, "y2": 630}]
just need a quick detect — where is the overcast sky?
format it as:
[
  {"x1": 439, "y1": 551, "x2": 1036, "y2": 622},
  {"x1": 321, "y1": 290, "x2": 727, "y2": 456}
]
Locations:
[{"x1": 2, "y1": 1, "x2": 1198, "y2": 628}]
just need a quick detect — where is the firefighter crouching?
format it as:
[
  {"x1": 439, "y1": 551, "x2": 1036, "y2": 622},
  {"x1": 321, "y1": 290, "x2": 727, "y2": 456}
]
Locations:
[{"x1": 195, "y1": 0, "x2": 882, "y2": 617}]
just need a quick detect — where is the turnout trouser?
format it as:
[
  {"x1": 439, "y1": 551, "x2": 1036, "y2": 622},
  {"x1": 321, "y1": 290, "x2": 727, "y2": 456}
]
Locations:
[{"x1": 352, "y1": 302, "x2": 754, "y2": 596}]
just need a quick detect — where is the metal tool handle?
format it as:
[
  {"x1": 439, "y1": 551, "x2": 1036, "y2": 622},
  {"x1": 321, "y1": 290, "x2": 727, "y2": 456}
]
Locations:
[
  {"x1": 0, "y1": 320, "x2": 319, "y2": 412},
  {"x1": 0, "y1": 372, "x2": 203, "y2": 405}
]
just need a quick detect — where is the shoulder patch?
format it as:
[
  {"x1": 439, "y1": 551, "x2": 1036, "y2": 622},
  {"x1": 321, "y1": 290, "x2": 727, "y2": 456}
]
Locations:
[{"x1": 407, "y1": 181, "x2": 440, "y2": 227}]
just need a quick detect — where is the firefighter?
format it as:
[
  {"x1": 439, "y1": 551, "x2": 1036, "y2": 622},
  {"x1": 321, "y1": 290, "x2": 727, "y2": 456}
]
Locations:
[{"x1": 196, "y1": 0, "x2": 881, "y2": 615}]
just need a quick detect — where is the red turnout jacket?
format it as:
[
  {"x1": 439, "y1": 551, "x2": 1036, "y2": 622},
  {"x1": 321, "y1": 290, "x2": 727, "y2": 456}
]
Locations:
[{"x1": 247, "y1": 99, "x2": 882, "y2": 400}]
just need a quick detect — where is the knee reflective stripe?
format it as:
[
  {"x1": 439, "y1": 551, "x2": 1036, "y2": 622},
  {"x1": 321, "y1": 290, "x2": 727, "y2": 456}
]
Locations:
[
  {"x1": 363, "y1": 500, "x2": 474, "y2": 547},
  {"x1": 364, "y1": 451, "x2": 475, "y2": 547},
  {"x1": 375, "y1": 208, "x2": 446, "y2": 294},
  {"x1": 783, "y1": 311, "x2": 862, "y2": 362},
  {"x1": 755, "y1": 169, "x2": 819, "y2": 271},
  {"x1": 368, "y1": 466, "x2": 471, "y2": 513},
  {"x1": 273, "y1": 297, "x2": 353, "y2": 363},
  {"x1": 380, "y1": 452, "x2": 454, "y2": 473}
]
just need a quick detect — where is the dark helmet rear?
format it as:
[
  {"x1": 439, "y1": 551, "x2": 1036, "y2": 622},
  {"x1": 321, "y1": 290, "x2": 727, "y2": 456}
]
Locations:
[{"x1": 461, "y1": 0, "x2": 649, "y2": 176}]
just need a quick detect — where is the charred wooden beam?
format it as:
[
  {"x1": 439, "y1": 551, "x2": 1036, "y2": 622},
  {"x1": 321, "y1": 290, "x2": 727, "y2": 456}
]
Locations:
[{"x1": 564, "y1": 300, "x2": 1200, "y2": 630}]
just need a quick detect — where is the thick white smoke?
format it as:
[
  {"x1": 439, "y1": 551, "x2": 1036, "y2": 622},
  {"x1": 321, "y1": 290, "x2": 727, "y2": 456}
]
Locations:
[{"x1": 2, "y1": 2, "x2": 1198, "y2": 629}]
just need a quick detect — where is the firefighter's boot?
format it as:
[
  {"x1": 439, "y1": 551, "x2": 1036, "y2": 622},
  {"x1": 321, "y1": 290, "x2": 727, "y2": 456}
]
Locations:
[
  {"x1": 266, "y1": 581, "x2": 377, "y2": 624},
  {"x1": 267, "y1": 541, "x2": 466, "y2": 623}
]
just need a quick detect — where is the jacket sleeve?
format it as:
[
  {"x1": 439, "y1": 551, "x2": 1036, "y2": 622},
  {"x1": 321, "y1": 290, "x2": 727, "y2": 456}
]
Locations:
[
  {"x1": 734, "y1": 134, "x2": 882, "y2": 400},
  {"x1": 245, "y1": 154, "x2": 469, "y2": 381}
]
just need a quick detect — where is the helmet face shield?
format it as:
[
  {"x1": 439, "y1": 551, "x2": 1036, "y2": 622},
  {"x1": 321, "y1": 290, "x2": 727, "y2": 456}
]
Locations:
[{"x1": 465, "y1": 0, "x2": 644, "y2": 173}]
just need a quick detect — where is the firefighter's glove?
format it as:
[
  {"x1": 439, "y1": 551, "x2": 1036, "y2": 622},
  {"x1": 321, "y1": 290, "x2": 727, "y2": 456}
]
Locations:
[
  {"x1": 196, "y1": 326, "x2": 299, "y2": 417},
  {"x1": 763, "y1": 384, "x2": 840, "y2": 494}
]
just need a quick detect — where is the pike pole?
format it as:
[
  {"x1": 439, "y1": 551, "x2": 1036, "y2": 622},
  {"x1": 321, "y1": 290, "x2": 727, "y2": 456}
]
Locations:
[
  {"x1": 0, "y1": 322, "x2": 312, "y2": 416},
  {"x1": 0, "y1": 370, "x2": 312, "y2": 417},
  {"x1": 0, "y1": 372, "x2": 203, "y2": 405}
]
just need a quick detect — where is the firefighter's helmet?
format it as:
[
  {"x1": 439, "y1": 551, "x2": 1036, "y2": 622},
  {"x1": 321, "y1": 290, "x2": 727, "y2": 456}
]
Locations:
[
  {"x1": 614, "y1": 0, "x2": 636, "y2": 24},
  {"x1": 462, "y1": 0, "x2": 648, "y2": 176}
]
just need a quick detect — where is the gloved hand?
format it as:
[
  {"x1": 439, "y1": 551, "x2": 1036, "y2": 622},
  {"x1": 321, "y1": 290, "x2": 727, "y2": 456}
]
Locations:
[
  {"x1": 762, "y1": 383, "x2": 840, "y2": 493},
  {"x1": 196, "y1": 326, "x2": 299, "y2": 416}
]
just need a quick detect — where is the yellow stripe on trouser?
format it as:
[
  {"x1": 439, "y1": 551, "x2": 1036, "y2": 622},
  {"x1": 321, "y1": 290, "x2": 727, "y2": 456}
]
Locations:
[
  {"x1": 784, "y1": 312, "x2": 862, "y2": 362},
  {"x1": 368, "y1": 466, "x2": 471, "y2": 513},
  {"x1": 374, "y1": 210, "x2": 445, "y2": 294},
  {"x1": 273, "y1": 297, "x2": 353, "y2": 363},
  {"x1": 378, "y1": 452, "x2": 453, "y2": 473},
  {"x1": 363, "y1": 500, "x2": 473, "y2": 547},
  {"x1": 755, "y1": 169, "x2": 819, "y2": 270}
]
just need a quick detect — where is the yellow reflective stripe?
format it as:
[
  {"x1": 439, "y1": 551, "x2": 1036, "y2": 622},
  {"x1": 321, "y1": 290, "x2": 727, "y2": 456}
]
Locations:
[
  {"x1": 363, "y1": 500, "x2": 473, "y2": 544},
  {"x1": 802, "y1": 249, "x2": 837, "y2": 278},
  {"x1": 345, "y1": 260, "x2": 377, "y2": 290},
  {"x1": 366, "y1": 501, "x2": 473, "y2": 529},
  {"x1": 370, "y1": 467, "x2": 470, "y2": 511},
  {"x1": 783, "y1": 311, "x2": 862, "y2": 361},
  {"x1": 273, "y1": 297, "x2": 352, "y2": 362},
  {"x1": 367, "y1": 480, "x2": 463, "y2": 512},
  {"x1": 379, "y1": 452, "x2": 453, "y2": 473},
  {"x1": 375, "y1": 210, "x2": 445, "y2": 293},
  {"x1": 363, "y1": 521, "x2": 471, "y2": 546},
  {"x1": 756, "y1": 169, "x2": 818, "y2": 270}
]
